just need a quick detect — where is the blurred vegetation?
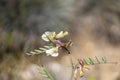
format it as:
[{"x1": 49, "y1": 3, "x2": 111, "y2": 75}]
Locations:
[{"x1": 0, "y1": 0, "x2": 120, "y2": 80}]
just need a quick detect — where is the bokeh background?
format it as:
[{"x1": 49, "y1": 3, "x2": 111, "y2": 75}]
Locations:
[{"x1": 0, "y1": 0, "x2": 120, "y2": 80}]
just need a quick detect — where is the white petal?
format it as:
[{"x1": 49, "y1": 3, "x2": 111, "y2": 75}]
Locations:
[
  {"x1": 46, "y1": 49, "x2": 53, "y2": 55},
  {"x1": 42, "y1": 31, "x2": 56, "y2": 41},
  {"x1": 45, "y1": 47, "x2": 59, "y2": 57},
  {"x1": 51, "y1": 53, "x2": 59, "y2": 57},
  {"x1": 45, "y1": 32, "x2": 56, "y2": 37},
  {"x1": 45, "y1": 31, "x2": 52, "y2": 36},
  {"x1": 41, "y1": 34, "x2": 49, "y2": 41}
]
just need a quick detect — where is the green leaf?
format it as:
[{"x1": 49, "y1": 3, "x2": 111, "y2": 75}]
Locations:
[
  {"x1": 39, "y1": 47, "x2": 48, "y2": 51},
  {"x1": 26, "y1": 49, "x2": 45, "y2": 55},
  {"x1": 34, "y1": 49, "x2": 44, "y2": 53},
  {"x1": 44, "y1": 46, "x2": 53, "y2": 49},
  {"x1": 30, "y1": 51, "x2": 37, "y2": 55},
  {"x1": 26, "y1": 53, "x2": 33, "y2": 55},
  {"x1": 88, "y1": 58, "x2": 95, "y2": 65},
  {"x1": 83, "y1": 58, "x2": 89, "y2": 65},
  {"x1": 38, "y1": 66, "x2": 54, "y2": 80},
  {"x1": 102, "y1": 56, "x2": 107, "y2": 63},
  {"x1": 83, "y1": 58, "x2": 91, "y2": 65},
  {"x1": 42, "y1": 74, "x2": 49, "y2": 78},
  {"x1": 95, "y1": 56, "x2": 100, "y2": 64}
]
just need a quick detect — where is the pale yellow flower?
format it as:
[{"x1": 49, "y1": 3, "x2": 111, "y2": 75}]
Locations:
[
  {"x1": 73, "y1": 59, "x2": 90, "y2": 79},
  {"x1": 73, "y1": 68, "x2": 78, "y2": 80},
  {"x1": 41, "y1": 31, "x2": 56, "y2": 42},
  {"x1": 78, "y1": 59, "x2": 90, "y2": 77},
  {"x1": 80, "y1": 70, "x2": 84, "y2": 77},
  {"x1": 41, "y1": 31, "x2": 68, "y2": 42},
  {"x1": 41, "y1": 31, "x2": 69, "y2": 57},
  {"x1": 79, "y1": 66, "x2": 85, "y2": 77}
]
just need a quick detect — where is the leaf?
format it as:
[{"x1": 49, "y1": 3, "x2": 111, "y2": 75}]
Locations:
[
  {"x1": 102, "y1": 56, "x2": 107, "y2": 63},
  {"x1": 26, "y1": 53, "x2": 33, "y2": 56},
  {"x1": 44, "y1": 46, "x2": 53, "y2": 49},
  {"x1": 88, "y1": 58, "x2": 95, "y2": 65},
  {"x1": 26, "y1": 47, "x2": 46, "y2": 56},
  {"x1": 30, "y1": 51, "x2": 37, "y2": 55},
  {"x1": 83, "y1": 58, "x2": 89, "y2": 65},
  {"x1": 38, "y1": 66, "x2": 54, "y2": 80},
  {"x1": 95, "y1": 56, "x2": 100, "y2": 64},
  {"x1": 83, "y1": 58, "x2": 91, "y2": 65},
  {"x1": 39, "y1": 47, "x2": 48, "y2": 51},
  {"x1": 34, "y1": 49, "x2": 44, "y2": 53}
]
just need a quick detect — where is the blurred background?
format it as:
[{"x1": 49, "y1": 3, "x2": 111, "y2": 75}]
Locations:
[{"x1": 0, "y1": 0, "x2": 120, "y2": 80}]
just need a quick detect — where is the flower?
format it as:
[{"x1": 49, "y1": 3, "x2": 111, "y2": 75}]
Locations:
[
  {"x1": 79, "y1": 65, "x2": 85, "y2": 77},
  {"x1": 41, "y1": 31, "x2": 56, "y2": 42},
  {"x1": 73, "y1": 59, "x2": 90, "y2": 79},
  {"x1": 41, "y1": 31, "x2": 68, "y2": 42},
  {"x1": 73, "y1": 65, "x2": 78, "y2": 80},
  {"x1": 26, "y1": 31, "x2": 70, "y2": 57},
  {"x1": 45, "y1": 47, "x2": 59, "y2": 57},
  {"x1": 78, "y1": 59, "x2": 89, "y2": 77},
  {"x1": 41, "y1": 31, "x2": 70, "y2": 57}
]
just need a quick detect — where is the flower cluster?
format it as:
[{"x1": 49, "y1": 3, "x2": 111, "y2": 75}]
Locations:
[
  {"x1": 73, "y1": 59, "x2": 89, "y2": 80},
  {"x1": 72, "y1": 56, "x2": 107, "y2": 80},
  {"x1": 41, "y1": 31, "x2": 68, "y2": 42},
  {"x1": 26, "y1": 31, "x2": 72, "y2": 57},
  {"x1": 41, "y1": 31, "x2": 71, "y2": 57},
  {"x1": 26, "y1": 31, "x2": 109, "y2": 80}
]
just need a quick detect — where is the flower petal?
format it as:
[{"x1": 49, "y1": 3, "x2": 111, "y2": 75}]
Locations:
[
  {"x1": 46, "y1": 49, "x2": 54, "y2": 55},
  {"x1": 79, "y1": 66, "x2": 85, "y2": 77},
  {"x1": 51, "y1": 52, "x2": 59, "y2": 57},
  {"x1": 83, "y1": 65, "x2": 90, "y2": 70},
  {"x1": 80, "y1": 70, "x2": 84, "y2": 77},
  {"x1": 41, "y1": 34, "x2": 50, "y2": 41},
  {"x1": 45, "y1": 32, "x2": 56, "y2": 38},
  {"x1": 56, "y1": 31, "x2": 68, "y2": 39},
  {"x1": 41, "y1": 31, "x2": 56, "y2": 42},
  {"x1": 73, "y1": 69, "x2": 78, "y2": 80},
  {"x1": 45, "y1": 47, "x2": 59, "y2": 57}
]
